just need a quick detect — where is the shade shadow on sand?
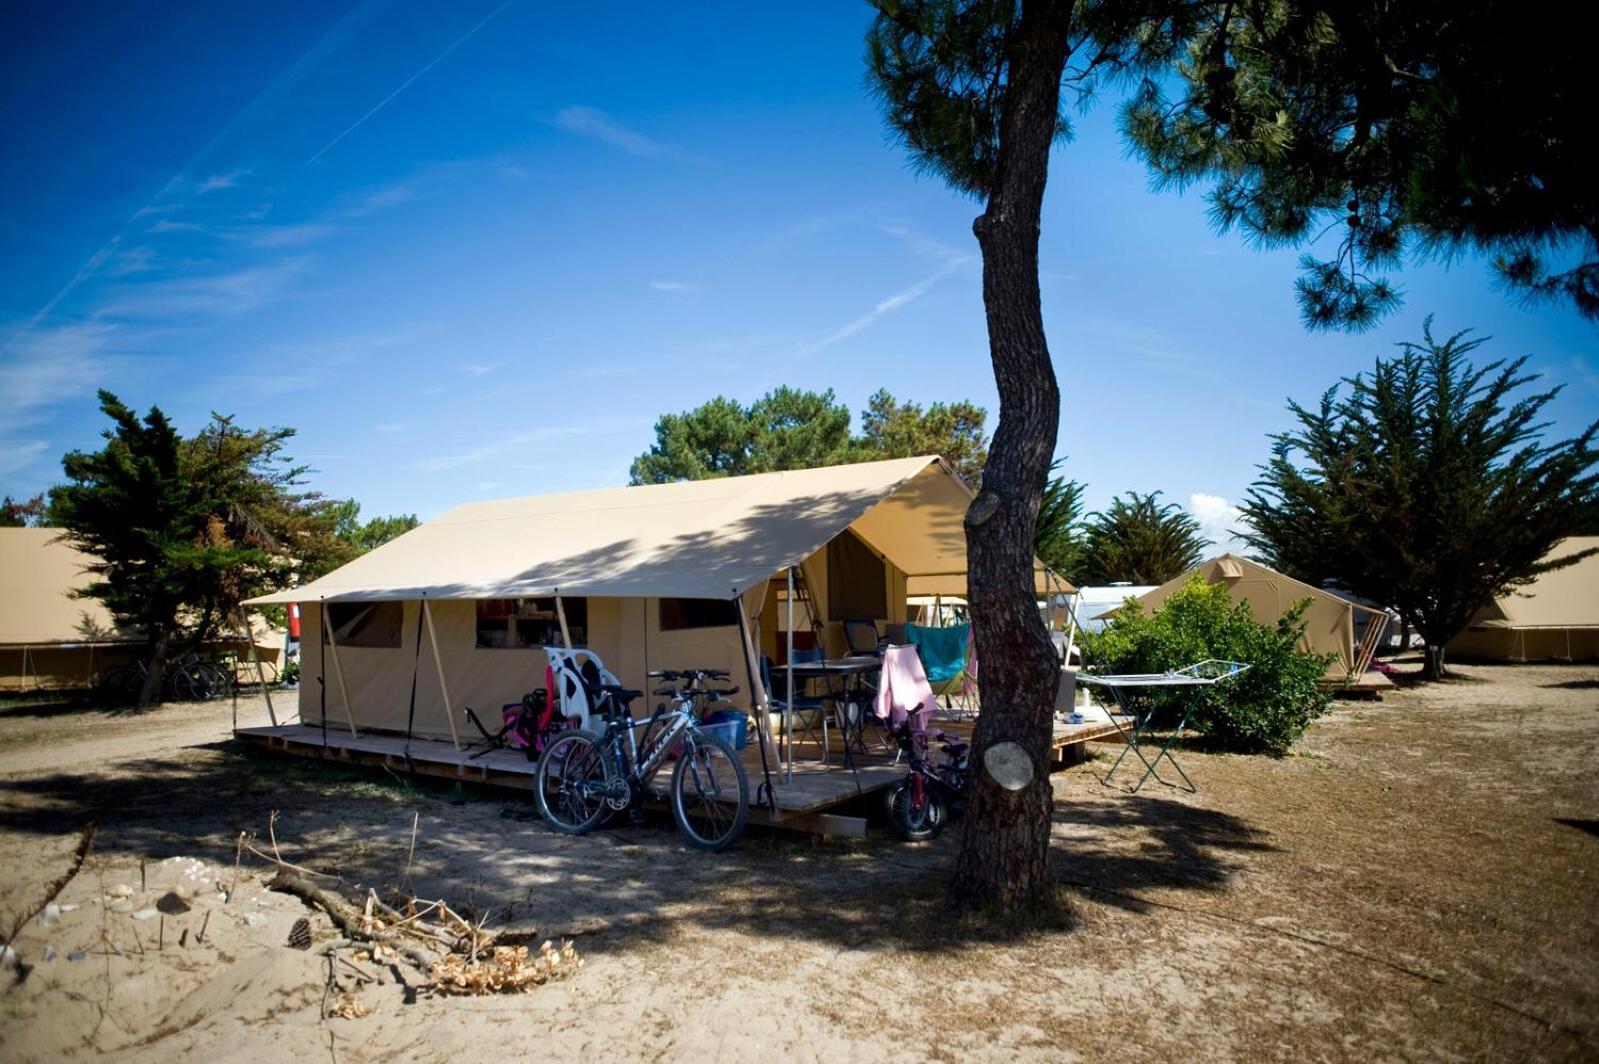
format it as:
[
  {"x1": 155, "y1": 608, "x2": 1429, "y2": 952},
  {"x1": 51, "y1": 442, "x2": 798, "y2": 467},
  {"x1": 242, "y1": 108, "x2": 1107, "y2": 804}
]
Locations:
[{"x1": 0, "y1": 739, "x2": 1272, "y2": 954}]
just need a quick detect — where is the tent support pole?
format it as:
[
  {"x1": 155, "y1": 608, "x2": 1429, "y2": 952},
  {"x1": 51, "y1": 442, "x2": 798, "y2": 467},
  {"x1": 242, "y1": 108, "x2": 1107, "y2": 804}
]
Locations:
[
  {"x1": 735, "y1": 595, "x2": 779, "y2": 812},
  {"x1": 322, "y1": 603, "x2": 360, "y2": 737},
  {"x1": 786, "y1": 566, "x2": 796, "y2": 782},
  {"x1": 236, "y1": 607, "x2": 277, "y2": 727},
  {"x1": 555, "y1": 594, "x2": 572, "y2": 648},
  {"x1": 422, "y1": 601, "x2": 461, "y2": 750}
]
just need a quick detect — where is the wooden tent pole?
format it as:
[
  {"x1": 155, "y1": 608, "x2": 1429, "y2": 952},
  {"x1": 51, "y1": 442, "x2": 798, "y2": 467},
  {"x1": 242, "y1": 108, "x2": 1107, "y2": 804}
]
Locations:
[
  {"x1": 237, "y1": 607, "x2": 277, "y2": 727},
  {"x1": 322, "y1": 602, "x2": 360, "y2": 737},
  {"x1": 555, "y1": 594, "x2": 573, "y2": 648},
  {"x1": 422, "y1": 600, "x2": 461, "y2": 751},
  {"x1": 786, "y1": 566, "x2": 796, "y2": 781}
]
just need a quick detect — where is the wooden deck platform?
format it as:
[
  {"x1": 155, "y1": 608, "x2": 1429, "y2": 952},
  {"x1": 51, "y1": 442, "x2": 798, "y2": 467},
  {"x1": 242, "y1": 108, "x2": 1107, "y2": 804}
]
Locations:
[{"x1": 234, "y1": 714, "x2": 1128, "y2": 838}]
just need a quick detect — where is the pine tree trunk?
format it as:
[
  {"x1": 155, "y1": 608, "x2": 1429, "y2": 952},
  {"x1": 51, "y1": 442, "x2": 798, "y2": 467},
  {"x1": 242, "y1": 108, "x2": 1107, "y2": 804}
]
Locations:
[
  {"x1": 950, "y1": 0, "x2": 1074, "y2": 909},
  {"x1": 1423, "y1": 642, "x2": 1446, "y2": 680},
  {"x1": 140, "y1": 628, "x2": 172, "y2": 708}
]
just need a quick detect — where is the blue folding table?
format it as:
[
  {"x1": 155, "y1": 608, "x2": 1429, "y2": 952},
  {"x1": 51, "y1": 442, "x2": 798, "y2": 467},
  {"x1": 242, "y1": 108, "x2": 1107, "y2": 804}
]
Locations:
[{"x1": 1076, "y1": 660, "x2": 1250, "y2": 793}]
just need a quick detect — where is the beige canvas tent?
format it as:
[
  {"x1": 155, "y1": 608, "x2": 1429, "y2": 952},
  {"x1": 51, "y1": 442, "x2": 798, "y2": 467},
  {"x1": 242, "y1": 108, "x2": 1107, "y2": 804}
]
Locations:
[
  {"x1": 1107, "y1": 554, "x2": 1388, "y2": 683},
  {"x1": 1448, "y1": 537, "x2": 1599, "y2": 661},
  {"x1": 246, "y1": 456, "x2": 1070, "y2": 746},
  {"x1": 0, "y1": 527, "x2": 286, "y2": 692},
  {"x1": 0, "y1": 528, "x2": 140, "y2": 691}
]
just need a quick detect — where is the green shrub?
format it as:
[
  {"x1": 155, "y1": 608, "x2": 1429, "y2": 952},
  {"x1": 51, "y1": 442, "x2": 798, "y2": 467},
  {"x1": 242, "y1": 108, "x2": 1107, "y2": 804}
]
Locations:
[{"x1": 1080, "y1": 577, "x2": 1334, "y2": 755}]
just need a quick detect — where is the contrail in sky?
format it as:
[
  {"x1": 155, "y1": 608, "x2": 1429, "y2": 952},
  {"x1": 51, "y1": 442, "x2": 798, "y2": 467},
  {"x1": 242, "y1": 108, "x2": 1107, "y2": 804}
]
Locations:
[
  {"x1": 0, "y1": 0, "x2": 390, "y2": 357},
  {"x1": 306, "y1": 0, "x2": 519, "y2": 165}
]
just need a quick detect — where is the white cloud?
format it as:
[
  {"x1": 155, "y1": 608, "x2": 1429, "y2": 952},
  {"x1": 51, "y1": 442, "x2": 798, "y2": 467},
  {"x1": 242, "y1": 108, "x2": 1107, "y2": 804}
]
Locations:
[
  {"x1": 0, "y1": 322, "x2": 118, "y2": 414},
  {"x1": 878, "y1": 224, "x2": 968, "y2": 265},
  {"x1": 0, "y1": 439, "x2": 49, "y2": 476},
  {"x1": 416, "y1": 427, "x2": 587, "y2": 472},
  {"x1": 97, "y1": 258, "x2": 308, "y2": 319},
  {"x1": 196, "y1": 170, "x2": 250, "y2": 194},
  {"x1": 240, "y1": 223, "x2": 337, "y2": 248},
  {"x1": 649, "y1": 280, "x2": 699, "y2": 293},
  {"x1": 1570, "y1": 355, "x2": 1599, "y2": 393},
  {"x1": 459, "y1": 361, "x2": 503, "y2": 377},
  {"x1": 1188, "y1": 492, "x2": 1247, "y2": 555},
  {"x1": 554, "y1": 105, "x2": 678, "y2": 159}
]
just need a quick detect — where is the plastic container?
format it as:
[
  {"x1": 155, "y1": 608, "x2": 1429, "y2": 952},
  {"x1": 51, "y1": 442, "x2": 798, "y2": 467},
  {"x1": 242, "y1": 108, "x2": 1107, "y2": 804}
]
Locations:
[{"x1": 699, "y1": 710, "x2": 749, "y2": 751}]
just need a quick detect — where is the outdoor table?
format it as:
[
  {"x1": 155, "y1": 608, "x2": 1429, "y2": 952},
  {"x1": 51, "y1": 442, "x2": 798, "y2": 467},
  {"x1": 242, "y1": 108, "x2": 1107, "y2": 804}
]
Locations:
[
  {"x1": 787, "y1": 656, "x2": 881, "y2": 773},
  {"x1": 1076, "y1": 660, "x2": 1249, "y2": 794}
]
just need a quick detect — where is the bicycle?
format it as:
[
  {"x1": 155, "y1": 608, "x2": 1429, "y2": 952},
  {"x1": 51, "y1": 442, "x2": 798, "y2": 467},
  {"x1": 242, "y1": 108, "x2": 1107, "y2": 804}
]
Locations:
[
  {"x1": 882, "y1": 719, "x2": 971, "y2": 842},
  {"x1": 534, "y1": 668, "x2": 750, "y2": 851}
]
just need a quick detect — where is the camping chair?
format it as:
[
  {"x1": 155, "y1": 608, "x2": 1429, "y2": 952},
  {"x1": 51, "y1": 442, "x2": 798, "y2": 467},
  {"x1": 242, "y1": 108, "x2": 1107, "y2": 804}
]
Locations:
[
  {"x1": 905, "y1": 622, "x2": 978, "y2": 718},
  {"x1": 762, "y1": 653, "x2": 834, "y2": 763},
  {"x1": 873, "y1": 645, "x2": 938, "y2": 763},
  {"x1": 842, "y1": 618, "x2": 881, "y2": 656}
]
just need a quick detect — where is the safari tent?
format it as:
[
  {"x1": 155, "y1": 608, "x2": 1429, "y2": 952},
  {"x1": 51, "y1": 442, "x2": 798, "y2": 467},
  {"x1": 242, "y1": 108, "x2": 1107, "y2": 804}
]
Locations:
[
  {"x1": 0, "y1": 527, "x2": 286, "y2": 692},
  {"x1": 0, "y1": 527, "x2": 140, "y2": 691},
  {"x1": 1108, "y1": 554, "x2": 1388, "y2": 684},
  {"x1": 1448, "y1": 537, "x2": 1599, "y2": 662},
  {"x1": 246, "y1": 456, "x2": 1069, "y2": 745}
]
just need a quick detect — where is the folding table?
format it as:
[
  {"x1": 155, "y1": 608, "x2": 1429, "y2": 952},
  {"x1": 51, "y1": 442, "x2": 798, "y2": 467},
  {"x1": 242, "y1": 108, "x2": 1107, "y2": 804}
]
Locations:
[{"x1": 1076, "y1": 660, "x2": 1249, "y2": 793}]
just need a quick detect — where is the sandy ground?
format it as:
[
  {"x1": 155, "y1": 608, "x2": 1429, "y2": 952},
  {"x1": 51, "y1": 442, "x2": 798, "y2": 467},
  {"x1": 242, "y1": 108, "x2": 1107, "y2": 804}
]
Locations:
[{"x1": 0, "y1": 662, "x2": 1595, "y2": 1062}]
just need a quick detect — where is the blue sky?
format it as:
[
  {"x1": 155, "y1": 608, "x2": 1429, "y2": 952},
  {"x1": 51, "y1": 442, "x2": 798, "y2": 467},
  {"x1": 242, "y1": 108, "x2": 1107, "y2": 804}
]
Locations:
[{"x1": 3, "y1": 1, "x2": 1595, "y2": 552}]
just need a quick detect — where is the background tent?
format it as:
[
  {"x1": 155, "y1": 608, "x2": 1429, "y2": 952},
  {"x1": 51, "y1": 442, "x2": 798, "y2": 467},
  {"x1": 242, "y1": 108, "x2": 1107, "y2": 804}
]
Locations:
[
  {"x1": 1448, "y1": 537, "x2": 1599, "y2": 661},
  {"x1": 0, "y1": 528, "x2": 140, "y2": 691},
  {"x1": 0, "y1": 527, "x2": 285, "y2": 692},
  {"x1": 1104, "y1": 554, "x2": 1387, "y2": 683},
  {"x1": 247, "y1": 456, "x2": 1071, "y2": 745}
]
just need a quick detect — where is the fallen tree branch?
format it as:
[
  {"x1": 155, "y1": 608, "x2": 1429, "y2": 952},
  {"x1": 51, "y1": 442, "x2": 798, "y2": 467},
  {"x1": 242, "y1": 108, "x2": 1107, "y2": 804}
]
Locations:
[{"x1": 268, "y1": 870, "x2": 435, "y2": 972}]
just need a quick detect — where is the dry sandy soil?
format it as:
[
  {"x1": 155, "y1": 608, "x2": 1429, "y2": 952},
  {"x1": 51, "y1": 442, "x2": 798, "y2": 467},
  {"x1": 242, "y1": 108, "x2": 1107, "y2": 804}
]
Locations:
[{"x1": 0, "y1": 661, "x2": 1595, "y2": 1062}]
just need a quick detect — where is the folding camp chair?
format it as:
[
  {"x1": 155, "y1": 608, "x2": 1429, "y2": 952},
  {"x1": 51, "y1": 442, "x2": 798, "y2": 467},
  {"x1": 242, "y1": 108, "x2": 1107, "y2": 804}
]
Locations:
[
  {"x1": 762, "y1": 653, "x2": 834, "y2": 763},
  {"x1": 905, "y1": 622, "x2": 978, "y2": 718},
  {"x1": 842, "y1": 618, "x2": 881, "y2": 656}
]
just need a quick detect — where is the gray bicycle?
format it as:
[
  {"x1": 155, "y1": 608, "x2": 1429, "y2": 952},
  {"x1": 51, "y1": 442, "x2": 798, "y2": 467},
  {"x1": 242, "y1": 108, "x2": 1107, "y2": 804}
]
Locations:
[{"x1": 533, "y1": 669, "x2": 750, "y2": 851}]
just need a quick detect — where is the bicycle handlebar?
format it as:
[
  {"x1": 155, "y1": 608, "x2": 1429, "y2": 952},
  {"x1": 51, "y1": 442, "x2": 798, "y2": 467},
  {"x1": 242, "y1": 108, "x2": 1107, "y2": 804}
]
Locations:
[{"x1": 645, "y1": 668, "x2": 732, "y2": 681}]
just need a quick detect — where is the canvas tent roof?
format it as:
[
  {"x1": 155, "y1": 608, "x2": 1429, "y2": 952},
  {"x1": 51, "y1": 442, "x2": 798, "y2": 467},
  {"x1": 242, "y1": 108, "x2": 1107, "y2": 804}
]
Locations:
[
  {"x1": 248, "y1": 456, "x2": 1070, "y2": 605},
  {"x1": 1465, "y1": 537, "x2": 1599, "y2": 629},
  {"x1": 0, "y1": 528, "x2": 133, "y2": 645},
  {"x1": 1106, "y1": 554, "x2": 1386, "y2": 680}
]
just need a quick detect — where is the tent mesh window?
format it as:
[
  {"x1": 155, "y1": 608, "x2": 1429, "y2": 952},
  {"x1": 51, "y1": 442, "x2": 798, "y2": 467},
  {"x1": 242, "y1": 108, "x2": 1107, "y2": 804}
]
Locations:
[
  {"x1": 827, "y1": 528, "x2": 886, "y2": 620},
  {"x1": 659, "y1": 598, "x2": 739, "y2": 631},
  {"x1": 324, "y1": 602, "x2": 404, "y2": 648},
  {"x1": 476, "y1": 597, "x2": 587, "y2": 648}
]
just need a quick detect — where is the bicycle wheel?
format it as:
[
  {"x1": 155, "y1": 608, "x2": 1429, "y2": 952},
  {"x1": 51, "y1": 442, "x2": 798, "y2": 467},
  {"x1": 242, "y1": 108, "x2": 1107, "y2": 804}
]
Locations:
[
  {"x1": 884, "y1": 778, "x2": 947, "y2": 841},
  {"x1": 170, "y1": 666, "x2": 200, "y2": 701},
  {"x1": 207, "y1": 662, "x2": 234, "y2": 697},
  {"x1": 534, "y1": 730, "x2": 611, "y2": 835},
  {"x1": 670, "y1": 730, "x2": 748, "y2": 851},
  {"x1": 97, "y1": 665, "x2": 137, "y2": 705}
]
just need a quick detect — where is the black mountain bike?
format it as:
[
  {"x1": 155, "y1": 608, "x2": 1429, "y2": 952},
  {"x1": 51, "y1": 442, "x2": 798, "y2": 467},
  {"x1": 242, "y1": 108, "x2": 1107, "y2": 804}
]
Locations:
[{"x1": 533, "y1": 669, "x2": 750, "y2": 851}]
